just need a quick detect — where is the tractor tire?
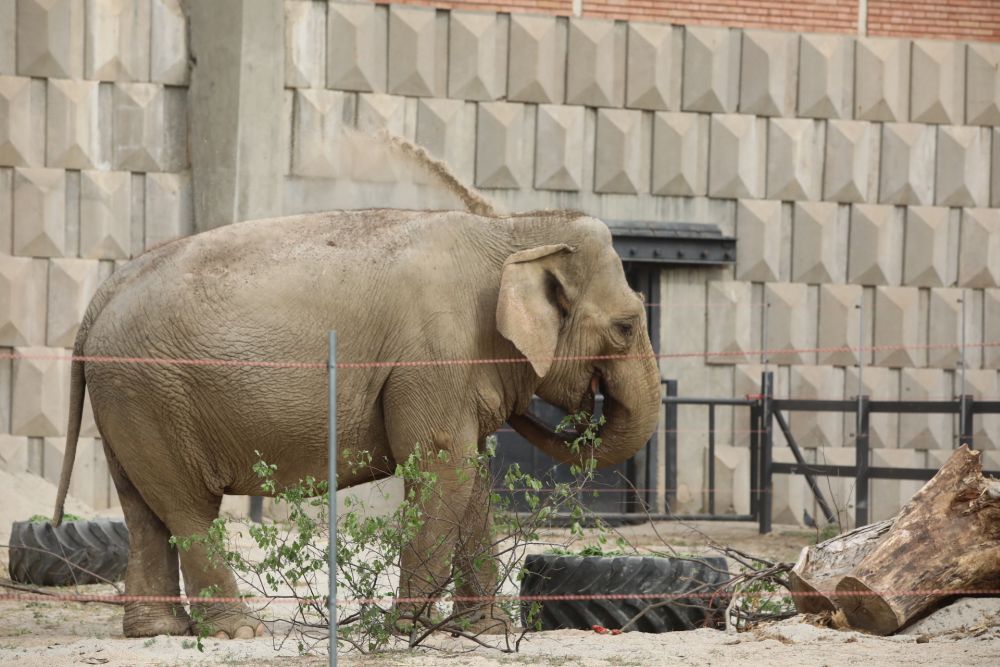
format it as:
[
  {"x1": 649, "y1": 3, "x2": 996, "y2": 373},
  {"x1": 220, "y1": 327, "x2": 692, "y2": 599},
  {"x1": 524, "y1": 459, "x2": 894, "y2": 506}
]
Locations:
[
  {"x1": 7, "y1": 519, "x2": 129, "y2": 586},
  {"x1": 519, "y1": 554, "x2": 730, "y2": 633}
]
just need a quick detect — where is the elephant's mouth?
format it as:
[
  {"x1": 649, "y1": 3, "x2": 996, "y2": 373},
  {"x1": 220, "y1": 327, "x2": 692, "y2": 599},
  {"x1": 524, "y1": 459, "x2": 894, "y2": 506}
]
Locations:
[{"x1": 518, "y1": 369, "x2": 606, "y2": 444}]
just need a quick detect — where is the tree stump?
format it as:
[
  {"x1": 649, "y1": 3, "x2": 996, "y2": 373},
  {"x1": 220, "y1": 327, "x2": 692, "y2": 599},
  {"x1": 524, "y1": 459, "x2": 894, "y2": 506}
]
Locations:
[
  {"x1": 834, "y1": 446, "x2": 1000, "y2": 635},
  {"x1": 788, "y1": 518, "x2": 894, "y2": 614}
]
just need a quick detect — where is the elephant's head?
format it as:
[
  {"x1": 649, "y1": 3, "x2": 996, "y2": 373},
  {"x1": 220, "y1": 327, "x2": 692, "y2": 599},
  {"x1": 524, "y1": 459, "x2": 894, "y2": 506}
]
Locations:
[{"x1": 497, "y1": 214, "x2": 661, "y2": 468}]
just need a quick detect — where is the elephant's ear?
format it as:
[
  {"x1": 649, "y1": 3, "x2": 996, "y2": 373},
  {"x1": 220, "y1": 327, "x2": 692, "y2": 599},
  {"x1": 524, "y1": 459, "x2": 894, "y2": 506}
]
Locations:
[{"x1": 496, "y1": 244, "x2": 575, "y2": 378}]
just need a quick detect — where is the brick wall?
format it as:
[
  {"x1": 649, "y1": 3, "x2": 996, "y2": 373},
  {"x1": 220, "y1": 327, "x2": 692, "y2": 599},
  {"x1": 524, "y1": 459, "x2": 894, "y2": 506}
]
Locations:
[{"x1": 868, "y1": 0, "x2": 1000, "y2": 42}]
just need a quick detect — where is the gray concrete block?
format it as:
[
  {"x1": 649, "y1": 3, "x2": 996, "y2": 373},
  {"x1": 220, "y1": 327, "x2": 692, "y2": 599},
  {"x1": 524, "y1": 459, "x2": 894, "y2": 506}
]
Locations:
[
  {"x1": 707, "y1": 281, "x2": 752, "y2": 364},
  {"x1": 144, "y1": 171, "x2": 193, "y2": 250},
  {"x1": 879, "y1": 123, "x2": 935, "y2": 205},
  {"x1": 792, "y1": 201, "x2": 845, "y2": 284},
  {"x1": 789, "y1": 366, "x2": 844, "y2": 449},
  {"x1": 985, "y1": 289, "x2": 1000, "y2": 369},
  {"x1": 448, "y1": 10, "x2": 506, "y2": 101},
  {"x1": 0, "y1": 167, "x2": 10, "y2": 253},
  {"x1": 113, "y1": 82, "x2": 187, "y2": 172},
  {"x1": 935, "y1": 125, "x2": 990, "y2": 207},
  {"x1": 772, "y1": 446, "x2": 811, "y2": 527},
  {"x1": 845, "y1": 366, "x2": 899, "y2": 449},
  {"x1": 966, "y1": 43, "x2": 1000, "y2": 126},
  {"x1": 651, "y1": 112, "x2": 707, "y2": 196},
  {"x1": 767, "y1": 118, "x2": 823, "y2": 201},
  {"x1": 0, "y1": 1, "x2": 14, "y2": 75},
  {"x1": 735, "y1": 199, "x2": 782, "y2": 282},
  {"x1": 475, "y1": 101, "x2": 530, "y2": 189},
  {"x1": 46, "y1": 78, "x2": 111, "y2": 170},
  {"x1": 0, "y1": 256, "x2": 47, "y2": 347},
  {"x1": 739, "y1": 29, "x2": 798, "y2": 117},
  {"x1": 708, "y1": 114, "x2": 765, "y2": 199},
  {"x1": 534, "y1": 104, "x2": 584, "y2": 192},
  {"x1": 0, "y1": 435, "x2": 30, "y2": 474},
  {"x1": 350, "y1": 95, "x2": 415, "y2": 184},
  {"x1": 899, "y1": 369, "x2": 952, "y2": 449},
  {"x1": 910, "y1": 40, "x2": 965, "y2": 125},
  {"x1": 855, "y1": 37, "x2": 910, "y2": 121},
  {"x1": 847, "y1": 204, "x2": 903, "y2": 285},
  {"x1": 507, "y1": 14, "x2": 566, "y2": 104},
  {"x1": 356, "y1": 93, "x2": 406, "y2": 136},
  {"x1": 958, "y1": 208, "x2": 1000, "y2": 288},
  {"x1": 682, "y1": 26, "x2": 740, "y2": 113},
  {"x1": 960, "y1": 369, "x2": 1000, "y2": 449},
  {"x1": 712, "y1": 445, "x2": 751, "y2": 515},
  {"x1": 328, "y1": 2, "x2": 386, "y2": 93},
  {"x1": 869, "y1": 449, "x2": 923, "y2": 520},
  {"x1": 46, "y1": 258, "x2": 101, "y2": 348},
  {"x1": 764, "y1": 282, "x2": 812, "y2": 365},
  {"x1": 874, "y1": 286, "x2": 921, "y2": 367},
  {"x1": 11, "y1": 346, "x2": 70, "y2": 437},
  {"x1": 13, "y1": 167, "x2": 65, "y2": 258},
  {"x1": 290, "y1": 88, "x2": 350, "y2": 178},
  {"x1": 594, "y1": 109, "x2": 646, "y2": 194},
  {"x1": 927, "y1": 288, "x2": 966, "y2": 369},
  {"x1": 80, "y1": 170, "x2": 130, "y2": 259},
  {"x1": 387, "y1": 5, "x2": 444, "y2": 98},
  {"x1": 16, "y1": 0, "x2": 84, "y2": 79},
  {"x1": 797, "y1": 33, "x2": 853, "y2": 119},
  {"x1": 150, "y1": 0, "x2": 188, "y2": 85},
  {"x1": 903, "y1": 206, "x2": 954, "y2": 287},
  {"x1": 415, "y1": 97, "x2": 475, "y2": 188},
  {"x1": 43, "y1": 436, "x2": 110, "y2": 508},
  {"x1": 817, "y1": 284, "x2": 861, "y2": 367},
  {"x1": 0, "y1": 75, "x2": 45, "y2": 167},
  {"x1": 284, "y1": 0, "x2": 326, "y2": 89},
  {"x1": 625, "y1": 22, "x2": 681, "y2": 111},
  {"x1": 84, "y1": 0, "x2": 150, "y2": 81},
  {"x1": 565, "y1": 18, "x2": 625, "y2": 108},
  {"x1": 823, "y1": 120, "x2": 879, "y2": 203}
]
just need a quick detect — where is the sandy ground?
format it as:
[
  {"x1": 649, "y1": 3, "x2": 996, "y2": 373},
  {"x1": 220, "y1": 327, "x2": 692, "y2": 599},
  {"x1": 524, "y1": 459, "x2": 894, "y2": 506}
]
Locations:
[{"x1": 3, "y1": 519, "x2": 998, "y2": 666}]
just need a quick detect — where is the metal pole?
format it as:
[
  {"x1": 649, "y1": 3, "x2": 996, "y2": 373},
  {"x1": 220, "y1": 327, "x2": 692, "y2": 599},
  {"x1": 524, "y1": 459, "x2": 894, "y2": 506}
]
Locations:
[
  {"x1": 856, "y1": 297, "x2": 864, "y2": 404},
  {"x1": 960, "y1": 290, "x2": 967, "y2": 402},
  {"x1": 759, "y1": 371, "x2": 774, "y2": 534},
  {"x1": 327, "y1": 331, "x2": 337, "y2": 667},
  {"x1": 664, "y1": 379, "x2": 678, "y2": 511},
  {"x1": 855, "y1": 396, "x2": 870, "y2": 527},
  {"x1": 708, "y1": 404, "x2": 716, "y2": 515}
]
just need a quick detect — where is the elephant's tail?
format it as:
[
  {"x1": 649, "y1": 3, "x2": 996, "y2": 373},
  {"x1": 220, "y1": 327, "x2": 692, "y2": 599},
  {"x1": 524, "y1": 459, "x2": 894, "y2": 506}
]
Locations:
[{"x1": 52, "y1": 333, "x2": 87, "y2": 527}]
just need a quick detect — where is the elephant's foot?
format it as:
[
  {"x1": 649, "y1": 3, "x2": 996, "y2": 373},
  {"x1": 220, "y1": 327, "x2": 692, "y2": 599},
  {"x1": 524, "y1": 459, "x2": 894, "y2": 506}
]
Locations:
[
  {"x1": 453, "y1": 604, "x2": 515, "y2": 635},
  {"x1": 123, "y1": 601, "x2": 192, "y2": 637},
  {"x1": 190, "y1": 602, "x2": 266, "y2": 640}
]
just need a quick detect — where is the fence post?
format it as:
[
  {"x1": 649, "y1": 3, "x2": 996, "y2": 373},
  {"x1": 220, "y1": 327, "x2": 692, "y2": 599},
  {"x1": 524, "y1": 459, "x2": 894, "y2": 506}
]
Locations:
[
  {"x1": 749, "y1": 399, "x2": 760, "y2": 518},
  {"x1": 327, "y1": 331, "x2": 338, "y2": 667},
  {"x1": 959, "y1": 394, "x2": 975, "y2": 449},
  {"x1": 663, "y1": 379, "x2": 678, "y2": 512},
  {"x1": 708, "y1": 404, "x2": 716, "y2": 515},
  {"x1": 855, "y1": 395, "x2": 870, "y2": 528},
  {"x1": 759, "y1": 371, "x2": 774, "y2": 534}
]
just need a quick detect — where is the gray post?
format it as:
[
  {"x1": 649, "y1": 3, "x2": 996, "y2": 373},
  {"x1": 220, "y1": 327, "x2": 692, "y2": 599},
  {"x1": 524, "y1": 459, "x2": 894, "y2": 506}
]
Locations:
[{"x1": 327, "y1": 331, "x2": 337, "y2": 666}]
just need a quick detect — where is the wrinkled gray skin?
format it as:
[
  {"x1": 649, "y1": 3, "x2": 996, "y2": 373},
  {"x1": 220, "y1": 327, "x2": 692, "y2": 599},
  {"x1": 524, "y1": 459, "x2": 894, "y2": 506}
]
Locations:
[{"x1": 53, "y1": 209, "x2": 661, "y2": 638}]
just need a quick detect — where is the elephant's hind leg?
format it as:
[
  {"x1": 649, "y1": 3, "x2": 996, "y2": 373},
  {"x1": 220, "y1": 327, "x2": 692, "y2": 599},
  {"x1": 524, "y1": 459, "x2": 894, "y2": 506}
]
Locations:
[{"x1": 105, "y1": 442, "x2": 192, "y2": 637}]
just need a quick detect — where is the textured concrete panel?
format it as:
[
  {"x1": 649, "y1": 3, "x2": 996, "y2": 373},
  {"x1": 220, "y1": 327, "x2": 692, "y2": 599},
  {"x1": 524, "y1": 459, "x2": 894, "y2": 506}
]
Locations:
[
  {"x1": 899, "y1": 369, "x2": 952, "y2": 449},
  {"x1": 764, "y1": 282, "x2": 811, "y2": 365},
  {"x1": 874, "y1": 286, "x2": 920, "y2": 368},
  {"x1": 387, "y1": 5, "x2": 443, "y2": 98},
  {"x1": 958, "y1": 208, "x2": 1000, "y2": 288},
  {"x1": 625, "y1": 22, "x2": 681, "y2": 111},
  {"x1": 772, "y1": 447, "x2": 811, "y2": 527},
  {"x1": 566, "y1": 18, "x2": 625, "y2": 108},
  {"x1": 962, "y1": 369, "x2": 1000, "y2": 449},
  {"x1": 507, "y1": 14, "x2": 566, "y2": 104},
  {"x1": 818, "y1": 284, "x2": 861, "y2": 367},
  {"x1": 651, "y1": 112, "x2": 707, "y2": 196},
  {"x1": 84, "y1": 0, "x2": 150, "y2": 81},
  {"x1": 144, "y1": 171, "x2": 193, "y2": 250},
  {"x1": 0, "y1": 76, "x2": 45, "y2": 167},
  {"x1": 11, "y1": 347, "x2": 70, "y2": 437},
  {"x1": 712, "y1": 446, "x2": 750, "y2": 515},
  {"x1": 967, "y1": 43, "x2": 1000, "y2": 126},
  {"x1": 415, "y1": 98, "x2": 474, "y2": 187},
  {"x1": 0, "y1": 1, "x2": 14, "y2": 75},
  {"x1": 903, "y1": 206, "x2": 952, "y2": 287},
  {"x1": 16, "y1": 0, "x2": 84, "y2": 79},
  {"x1": 707, "y1": 281, "x2": 752, "y2": 365},
  {"x1": 0, "y1": 256, "x2": 47, "y2": 346},
  {"x1": 739, "y1": 30, "x2": 797, "y2": 117},
  {"x1": 870, "y1": 449, "x2": 923, "y2": 520},
  {"x1": 733, "y1": 364, "x2": 789, "y2": 447},
  {"x1": 767, "y1": 118, "x2": 823, "y2": 201},
  {"x1": 327, "y1": 2, "x2": 386, "y2": 93},
  {"x1": 534, "y1": 104, "x2": 584, "y2": 192},
  {"x1": 797, "y1": 34, "x2": 853, "y2": 119},
  {"x1": 849, "y1": 204, "x2": 902, "y2": 285},
  {"x1": 356, "y1": 93, "x2": 406, "y2": 136},
  {"x1": 475, "y1": 102, "x2": 529, "y2": 189},
  {"x1": 43, "y1": 436, "x2": 109, "y2": 508},
  {"x1": 46, "y1": 78, "x2": 110, "y2": 170},
  {"x1": 448, "y1": 10, "x2": 506, "y2": 101},
  {"x1": 879, "y1": 123, "x2": 935, "y2": 205},
  {"x1": 823, "y1": 120, "x2": 879, "y2": 203},
  {"x1": 150, "y1": 0, "x2": 188, "y2": 85},
  {"x1": 935, "y1": 126, "x2": 989, "y2": 207},
  {"x1": 855, "y1": 37, "x2": 910, "y2": 122},
  {"x1": 284, "y1": 0, "x2": 325, "y2": 88},
  {"x1": 47, "y1": 258, "x2": 101, "y2": 347},
  {"x1": 13, "y1": 167, "x2": 65, "y2": 257},
  {"x1": 594, "y1": 109, "x2": 645, "y2": 194},
  {"x1": 987, "y1": 289, "x2": 1000, "y2": 369},
  {"x1": 682, "y1": 26, "x2": 740, "y2": 113},
  {"x1": 0, "y1": 435, "x2": 30, "y2": 474},
  {"x1": 845, "y1": 366, "x2": 899, "y2": 449},
  {"x1": 927, "y1": 288, "x2": 966, "y2": 369},
  {"x1": 735, "y1": 199, "x2": 782, "y2": 282},
  {"x1": 80, "y1": 170, "x2": 130, "y2": 259},
  {"x1": 792, "y1": 201, "x2": 844, "y2": 284},
  {"x1": 113, "y1": 83, "x2": 187, "y2": 172},
  {"x1": 910, "y1": 40, "x2": 964, "y2": 125},
  {"x1": 290, "y1": 88, "x2": 349, "y2": 178},
  {"x1": 708, "y1": 114, "x2": 765, "y2": 199},
  {"x1": 0, "y1": 168, "x2": 8, "y2": 254},
  {"x1": 789, "y1": 366, "x2": 844, "y2": 449}
]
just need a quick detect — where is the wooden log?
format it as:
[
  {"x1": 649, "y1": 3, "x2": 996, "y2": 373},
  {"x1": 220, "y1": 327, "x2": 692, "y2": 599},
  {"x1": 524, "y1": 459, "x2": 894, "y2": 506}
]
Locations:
[
  {"x1": 788, "y1": 518, "x2": 894, "y2": 614},
  {"x1": 834, "y1": 446, "x2": 1000, "y2": 635}
]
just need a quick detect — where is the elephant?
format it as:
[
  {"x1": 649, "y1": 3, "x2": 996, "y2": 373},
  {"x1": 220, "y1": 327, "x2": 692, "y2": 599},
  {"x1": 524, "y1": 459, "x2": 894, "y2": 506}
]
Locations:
[{"x1": 52, "y1": 206, "x2": 662, "y2": 639}]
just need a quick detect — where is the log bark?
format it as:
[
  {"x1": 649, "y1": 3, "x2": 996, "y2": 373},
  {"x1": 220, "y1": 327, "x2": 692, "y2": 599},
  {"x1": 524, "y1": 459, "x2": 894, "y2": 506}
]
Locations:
[
  {"x1": 834, "y1": 446, "x2": 1000, "y2": 635},
  {"x1": 788, "y1": 518, "x2": 894, "y2": 614}
]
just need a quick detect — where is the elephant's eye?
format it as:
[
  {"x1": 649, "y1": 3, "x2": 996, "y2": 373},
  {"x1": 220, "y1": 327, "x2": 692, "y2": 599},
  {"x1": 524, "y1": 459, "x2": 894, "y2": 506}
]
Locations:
[{"x1": 613, "y1": 320, "x2": 634, "y2": 339}]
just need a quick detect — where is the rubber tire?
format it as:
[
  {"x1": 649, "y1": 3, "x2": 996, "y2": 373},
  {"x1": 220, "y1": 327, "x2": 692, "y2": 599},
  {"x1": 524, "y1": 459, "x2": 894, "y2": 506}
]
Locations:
[
  {"x1": 519, "y1": 554, "x2": 730, "y2": 633},
  {"x1": 7, "y1": 519, "x2": 129, "y2": 586}
]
